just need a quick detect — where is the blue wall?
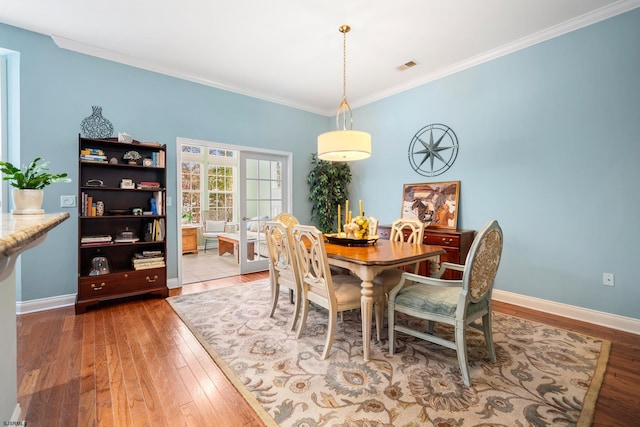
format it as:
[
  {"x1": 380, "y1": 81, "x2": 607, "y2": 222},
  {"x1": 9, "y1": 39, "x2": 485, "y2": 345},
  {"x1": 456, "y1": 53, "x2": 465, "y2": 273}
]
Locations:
[
  {"x1": 1, "y1": 8, "x2": 639, "y2": 320},
  {"x1": 0, "y1": 23, "x2": 324, "y2": 300},
  {"x1": 350, "y1": 9, "x2": 640, "y2": 319}
]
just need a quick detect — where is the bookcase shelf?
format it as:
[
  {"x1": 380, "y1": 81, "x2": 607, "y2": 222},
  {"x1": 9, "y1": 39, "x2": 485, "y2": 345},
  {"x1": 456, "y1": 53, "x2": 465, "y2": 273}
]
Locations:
[{"x1": 76, "y1": 134, "x2": 168, "y2": 314}]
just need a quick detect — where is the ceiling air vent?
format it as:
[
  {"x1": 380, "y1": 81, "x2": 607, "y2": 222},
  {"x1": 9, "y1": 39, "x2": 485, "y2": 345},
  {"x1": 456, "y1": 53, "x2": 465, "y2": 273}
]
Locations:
[{"x1": 397, "y1": 60, "x2": 418, "y2": 71}]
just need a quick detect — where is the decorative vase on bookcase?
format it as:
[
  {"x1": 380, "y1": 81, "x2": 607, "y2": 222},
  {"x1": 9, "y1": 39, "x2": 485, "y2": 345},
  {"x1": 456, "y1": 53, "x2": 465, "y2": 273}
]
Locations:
[
  {"x1": 80, "y1": 106, "x2": 114, "y2": 139},
  {"x1": 11, "y1": 189, "x2": 44, "y2": 215}
]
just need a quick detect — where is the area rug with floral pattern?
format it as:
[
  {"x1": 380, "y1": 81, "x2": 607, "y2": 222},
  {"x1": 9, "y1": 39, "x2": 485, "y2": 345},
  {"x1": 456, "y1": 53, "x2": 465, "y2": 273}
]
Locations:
[{"x1": 167, "y1": 279, "x2": 610, "y2": 427}]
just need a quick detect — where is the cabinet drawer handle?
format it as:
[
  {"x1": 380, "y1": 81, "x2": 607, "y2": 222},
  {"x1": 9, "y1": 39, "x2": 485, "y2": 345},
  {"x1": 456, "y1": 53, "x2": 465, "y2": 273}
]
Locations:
[
  {"x1": 146, "y1": 275, "x2": 159, "y2": 283},
  {"x1": 91, "y1": 283, "x2": 106, "y2": 291},
  {"x1": 441, "y1": 238, "x2": 453, "y2": 244}
]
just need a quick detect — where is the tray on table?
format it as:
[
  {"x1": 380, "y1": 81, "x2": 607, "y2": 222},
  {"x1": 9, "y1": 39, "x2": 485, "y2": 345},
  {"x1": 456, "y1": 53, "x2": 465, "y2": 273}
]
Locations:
[{"x1": 324, "y1": 234, "x2": 379, "y2": 246}]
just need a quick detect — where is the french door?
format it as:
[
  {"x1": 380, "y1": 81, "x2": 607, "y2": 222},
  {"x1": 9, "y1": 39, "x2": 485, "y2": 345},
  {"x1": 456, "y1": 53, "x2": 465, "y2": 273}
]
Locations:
[{"x1": 238, "y1": 150, "x2": 290, "y2": 274}]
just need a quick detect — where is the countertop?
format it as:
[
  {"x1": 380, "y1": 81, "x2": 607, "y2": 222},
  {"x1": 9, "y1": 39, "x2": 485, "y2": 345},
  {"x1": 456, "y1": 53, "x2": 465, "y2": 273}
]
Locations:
[{"x1": 0, "y1": 212, "x2": 70, "y2": 259}]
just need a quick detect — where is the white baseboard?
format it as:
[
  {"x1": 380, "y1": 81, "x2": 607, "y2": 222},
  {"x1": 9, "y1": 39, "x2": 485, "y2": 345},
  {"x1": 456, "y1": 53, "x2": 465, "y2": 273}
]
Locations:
[
  {"x1": 16, "y1": 281, "x2": 181, "y2": 314},
  {"x1": 493, "y1": 289, "x2": 640, "y2": 335},
  {"x1": 16, "y1": 293, "x2": 76, "y2": 314}
]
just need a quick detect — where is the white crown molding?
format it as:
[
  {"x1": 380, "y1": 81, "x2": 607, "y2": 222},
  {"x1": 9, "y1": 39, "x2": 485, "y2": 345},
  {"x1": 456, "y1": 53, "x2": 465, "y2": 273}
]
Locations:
[
  {"x1": 50, "y1": 35, "x2": 325, "y2": 116},
  {"x1": 493, "y1": 289, "x2": 640, "y2": 335},
  {"x1": 51, "y1": 1, "x2": 640, "y2": 117},
  {"x1": 349, "y1": 0, "x2": 640, "y2": 112}
]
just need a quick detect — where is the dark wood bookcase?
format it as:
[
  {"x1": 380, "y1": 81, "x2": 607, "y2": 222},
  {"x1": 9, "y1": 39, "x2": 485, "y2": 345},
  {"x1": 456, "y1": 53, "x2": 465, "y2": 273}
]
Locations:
[{"x1": 76, "y1": 134, "x2": 168, "y2": 313}]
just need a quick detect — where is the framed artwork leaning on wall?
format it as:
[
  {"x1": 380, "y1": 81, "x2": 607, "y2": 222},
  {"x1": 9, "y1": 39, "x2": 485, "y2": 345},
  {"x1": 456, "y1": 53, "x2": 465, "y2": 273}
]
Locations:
[{"x1": 401, "y1": 181, "x2": 460, "y2": 229}]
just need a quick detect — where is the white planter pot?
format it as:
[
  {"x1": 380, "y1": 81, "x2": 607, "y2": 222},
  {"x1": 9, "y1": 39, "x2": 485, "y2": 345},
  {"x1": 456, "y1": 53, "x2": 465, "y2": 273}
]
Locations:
[{"x1": 12, "y1": 189, "x2": 45, "y2": 215}]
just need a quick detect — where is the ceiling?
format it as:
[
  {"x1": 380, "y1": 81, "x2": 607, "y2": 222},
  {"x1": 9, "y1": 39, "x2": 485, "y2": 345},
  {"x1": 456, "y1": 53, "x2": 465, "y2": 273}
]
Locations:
[{"x1": 1, "y1": 0, "x2": 638, "y2": 116}]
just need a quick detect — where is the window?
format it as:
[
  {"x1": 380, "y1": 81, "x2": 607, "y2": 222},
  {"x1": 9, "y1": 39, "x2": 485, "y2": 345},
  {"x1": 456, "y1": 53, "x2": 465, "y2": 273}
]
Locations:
[
  {"x1": 181, "y1": 161, "x2": 201, "y2": 224},
  {"x1": 180, "y1": 143, "x2": 237, "y2": 225},
  {"x1": 207, "y1": 165, "x2": 234, "y2": 221}
]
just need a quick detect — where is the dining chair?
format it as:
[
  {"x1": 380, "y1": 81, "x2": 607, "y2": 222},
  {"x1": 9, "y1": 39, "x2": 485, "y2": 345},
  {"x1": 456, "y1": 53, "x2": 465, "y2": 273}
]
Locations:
[
  {"x1": 264, "y1": 219, "x2": 301, "y2": 331},
  {"x1": 290, "y1": 224, "x2": 386, "y2": 359},
  {"x1": 202, "y1": 220, "x2": 227, "y2": 252},
  {"x1": 388, "y1": 219, "x2": 503, "y2": 386},
  {"x1": 373, "y1": 218, "x2": 426, "y2": 292},
  {"x1": 368, "y1": 216, "x2": 379, "y2": 236},
  {"x1": 273, "y1": 212, "x2": 299, "y2": 228}
]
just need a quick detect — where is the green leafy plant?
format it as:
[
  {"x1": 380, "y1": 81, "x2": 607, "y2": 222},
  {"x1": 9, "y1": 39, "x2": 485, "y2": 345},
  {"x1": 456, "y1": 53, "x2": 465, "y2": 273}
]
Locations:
[
  {"x1": 307, "y1": 153, "x2": 351, "y2": 233},
  {"x1": 0, "y1": 157, "x2": 70, "y2": 189}
]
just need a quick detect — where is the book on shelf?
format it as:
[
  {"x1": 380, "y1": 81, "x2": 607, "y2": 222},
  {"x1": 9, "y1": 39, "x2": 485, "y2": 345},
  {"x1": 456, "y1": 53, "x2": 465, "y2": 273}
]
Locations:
[
  {"x1": 81, "y1": 148, "x2": 105, "y2": 156},
  {"x1": 132, "y1": 252, "x2": 164, "y2": 262},
  {"x1": 80, "y1": 155, "x2": 107, "y2": 163},
  {"x1": 132, "y1": 257, "x2": 164, "y2": 263},
  {"x1": 132, "y1": 261, "x2": 166, "y2": 270},
  {"x1": 114, "y1": 237, "x2": 140, "y2": 243},
  {"x1": 81, "y1": 235, "x2": 113, "y2": 243},
  {"x1": 142, "y1": 250, "x2": 162, "y2": 257},
  {"x1": 138, "y1": 181, "x2": 160, "y2": 190},
  {"x1": 144, "y1": 218, "x2": 165, "y2": 242},
  {"x1": 153, "y1": 191, "x2": 163, "y2": 215},
  {"x1": 81, "y1": 241, "x2": 115, "y2": 247}
]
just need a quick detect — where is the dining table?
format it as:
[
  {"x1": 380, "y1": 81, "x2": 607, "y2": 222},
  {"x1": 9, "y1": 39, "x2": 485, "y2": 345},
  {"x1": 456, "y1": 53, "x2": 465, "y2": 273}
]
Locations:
[{"x1": 323, "y1": 238, "x2": 446, "y2": 362}]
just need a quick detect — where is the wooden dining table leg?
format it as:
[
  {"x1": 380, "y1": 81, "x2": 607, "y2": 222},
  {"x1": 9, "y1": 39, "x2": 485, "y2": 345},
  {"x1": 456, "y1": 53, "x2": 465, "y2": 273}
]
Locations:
[{"x1": 360, "y1": 278, "x2": 375, "y2": 362}]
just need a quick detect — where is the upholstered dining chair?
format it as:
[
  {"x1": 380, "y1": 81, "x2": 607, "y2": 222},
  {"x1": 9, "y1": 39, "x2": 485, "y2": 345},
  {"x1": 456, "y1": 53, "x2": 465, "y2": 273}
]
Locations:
[
  {"x1": 388, "y1": 219, "x2": 503, "y2": 386},
  {"x1": 264, "y1": 219, "x2": 301, "y2": 331},
  {"x1": 290, "y1": 224, "x2": 386, "y2": 359},
  {"x1": 202, "y1": 220, "x2": 227, "y2": 252},
  {"x1": 372, "y1": 218, "x2": 427, "y2": 292}
]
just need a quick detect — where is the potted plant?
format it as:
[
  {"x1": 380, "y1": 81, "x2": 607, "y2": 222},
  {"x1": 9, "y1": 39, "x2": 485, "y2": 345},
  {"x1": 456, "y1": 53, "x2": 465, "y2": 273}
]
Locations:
[
  {"x1": 307, "y1": 153, "x2": 351, "y2": 233},
  {"x1": 0, "y1": 157, "x2": 71, "y2": 214}
]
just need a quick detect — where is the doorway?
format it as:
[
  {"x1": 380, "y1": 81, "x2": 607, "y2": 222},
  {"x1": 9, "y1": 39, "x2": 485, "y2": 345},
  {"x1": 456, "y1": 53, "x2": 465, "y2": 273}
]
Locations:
[{"x1": 176, "y1": 137, "x2": 292, "y2": 285}]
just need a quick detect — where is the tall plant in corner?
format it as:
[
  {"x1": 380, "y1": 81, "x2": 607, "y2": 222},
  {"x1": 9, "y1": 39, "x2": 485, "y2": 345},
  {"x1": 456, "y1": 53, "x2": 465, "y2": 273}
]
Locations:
[{"x1": 307, "y1": 153, "x2": 351, "y2": 233}]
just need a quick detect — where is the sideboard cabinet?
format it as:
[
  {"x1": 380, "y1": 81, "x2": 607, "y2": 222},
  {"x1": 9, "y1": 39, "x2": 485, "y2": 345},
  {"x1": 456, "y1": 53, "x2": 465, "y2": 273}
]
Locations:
[
  {"x1": 76, "y1": 135, "x2": 168, "y2": 313},
  {"x1": 378, "y1": 225, "x2": 475, "y2": 279}
]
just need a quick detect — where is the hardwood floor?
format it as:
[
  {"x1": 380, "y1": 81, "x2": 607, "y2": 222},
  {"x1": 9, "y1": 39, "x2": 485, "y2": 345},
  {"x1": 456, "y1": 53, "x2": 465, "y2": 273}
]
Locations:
[{"x1": 16, "y1": 272, "x2": 640, "y2": 426}]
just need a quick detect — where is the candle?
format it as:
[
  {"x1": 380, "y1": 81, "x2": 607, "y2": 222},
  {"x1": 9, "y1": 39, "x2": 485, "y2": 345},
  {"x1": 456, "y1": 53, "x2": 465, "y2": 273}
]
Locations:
[
  {"x1": 337, "y1": 204, "x2": 341, "y2": 233},
  {"x1": 348, "y1": 211, "x2": 352, "y2": 223},
  {"x1": 359, "y1": 199, "x2": 363, "y2": 217},
  {"x1": 345, "y1": 199, "x2": 349, "y2": 222}
]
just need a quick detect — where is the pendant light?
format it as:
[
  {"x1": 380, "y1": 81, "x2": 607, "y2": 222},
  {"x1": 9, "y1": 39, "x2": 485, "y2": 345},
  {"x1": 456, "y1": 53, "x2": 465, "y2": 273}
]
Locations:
[{"x1": 317, "y1": 25, "x2": 371, "y2": 162}]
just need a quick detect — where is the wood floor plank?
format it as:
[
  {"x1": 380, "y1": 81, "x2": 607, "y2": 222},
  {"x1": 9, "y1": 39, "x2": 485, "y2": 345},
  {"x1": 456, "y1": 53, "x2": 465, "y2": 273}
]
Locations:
[
  {"x1": 92, "y1": 309, "x2": 113, "y2": 427},
  {"x1": 111, "y1": 303, "x2": 153, "y2": 426},
  {"x1": 102, "y1": 309, "x2": 131, "y2": 425},
  {"x1": 58, "y1": 314, "x2": 84, "y2": 427},
  {"x1": 126, "y1": 303, "x2": 172, "y2": 427},
  {"x1": 14, "y1": 272, "x2": 639, "y2": 426}
]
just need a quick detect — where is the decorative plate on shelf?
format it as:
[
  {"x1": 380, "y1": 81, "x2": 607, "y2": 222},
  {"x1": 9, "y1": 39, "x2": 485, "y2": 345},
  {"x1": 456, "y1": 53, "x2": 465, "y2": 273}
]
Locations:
[{"x1": 325, "y1": 234, "x2": 379, "y2": 246}]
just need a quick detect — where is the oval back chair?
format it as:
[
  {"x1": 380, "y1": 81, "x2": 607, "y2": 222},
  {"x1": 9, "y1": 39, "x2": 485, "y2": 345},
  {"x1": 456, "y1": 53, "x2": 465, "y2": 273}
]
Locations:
[{"x1": 388, "y1": 219, "x2": 503, "y2": 386}]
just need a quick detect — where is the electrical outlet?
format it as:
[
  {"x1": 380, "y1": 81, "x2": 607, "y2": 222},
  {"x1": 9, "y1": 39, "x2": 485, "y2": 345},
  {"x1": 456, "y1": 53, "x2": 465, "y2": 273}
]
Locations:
[
  {"x1": 603, "y1": 273, "x2": 614, "y2": 287},
  {"x1": 60, "y1": 195, "x2": 76, "y2": 208},
  {"x1": 166, "y1": 196, "x2": 172, "y2": 206}
]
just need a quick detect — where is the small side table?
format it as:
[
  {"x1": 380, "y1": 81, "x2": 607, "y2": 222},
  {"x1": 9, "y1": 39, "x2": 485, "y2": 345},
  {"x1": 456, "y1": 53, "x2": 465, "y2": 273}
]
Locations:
[{"x1": 182, "y1": 225, "x2": 199, "y2": 254}]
